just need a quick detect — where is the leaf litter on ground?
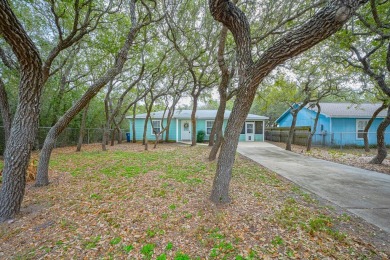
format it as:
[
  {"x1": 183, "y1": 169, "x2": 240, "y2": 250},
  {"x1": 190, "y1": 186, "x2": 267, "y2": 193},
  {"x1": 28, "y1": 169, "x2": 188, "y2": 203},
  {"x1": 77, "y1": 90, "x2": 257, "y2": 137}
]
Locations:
[{"x1": 0, "y1": 143, "x2": 389, "y2": 259}]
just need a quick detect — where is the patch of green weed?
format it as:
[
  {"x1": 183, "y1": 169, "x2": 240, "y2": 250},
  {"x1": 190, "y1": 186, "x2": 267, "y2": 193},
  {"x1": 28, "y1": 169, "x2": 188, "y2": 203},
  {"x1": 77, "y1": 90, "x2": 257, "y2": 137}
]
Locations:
[
  {"x1": 83, "y1": 235, "x2": 101, "y2": 249},
  {"x1": 140, "y1": 243, "x2": 155, "y2": 259},
  {"x1": 109, "y1": 237, "x2": 121, "y2": 245}
]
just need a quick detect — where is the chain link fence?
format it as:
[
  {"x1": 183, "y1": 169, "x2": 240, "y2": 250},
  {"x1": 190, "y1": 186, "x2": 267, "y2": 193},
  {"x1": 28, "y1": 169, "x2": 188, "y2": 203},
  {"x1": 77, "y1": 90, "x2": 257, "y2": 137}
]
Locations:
[{"x1": 0, "y1": 126, "x2": 127, "y2": 155}]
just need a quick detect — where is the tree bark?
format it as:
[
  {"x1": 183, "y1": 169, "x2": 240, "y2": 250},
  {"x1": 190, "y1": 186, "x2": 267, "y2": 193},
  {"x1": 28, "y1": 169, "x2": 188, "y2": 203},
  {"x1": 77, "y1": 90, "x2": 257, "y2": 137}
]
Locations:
[
  {"x1": 142, "y1": 109, "x2": 152, "y2": 145},
  {"x1": 369, "y1": 106, "x2": 390, "y2": 164},
  {"x1": 0, "y1": 0, "x2": 44, "y2": 221},
  {"x1": 209, "y1": 95, "x2": 227, "y2": 160},
  {"x1": 286, "y1": 101, "x2": 309, "y2": 151},
  {"x1": 209, "y1": 0, "x2": 368, "y2": 204},
  {"x1": 102, "y1": 82, "x2": 114, "y2": 151},
  {"x1": 132, "y1": 104, "x2": 137, "y2": 143},
  {"x1": 307, "y1": 103, "x2": 321, "y2": 151},
  {"x1": 76, "y1": 103, "x2": 89, "y2": 152},
  {"x1": 286, "y1": 110, "x2": 299, "y2": 151},
  {"x1": 209, "y1": 25, "x2": 231, "y2": 148},
  {"x1": 0, "y1": 78, "x2": 12, "y2": 144},
  {"x1": 191, "y1": 93, "x2": 199, "y2": 146},
  {"x1": 110, "y1": 128, "x2": 116, "y2": 146},
  {"x1": 363, "y1": 103, "x2": 387, "y2": 152}
]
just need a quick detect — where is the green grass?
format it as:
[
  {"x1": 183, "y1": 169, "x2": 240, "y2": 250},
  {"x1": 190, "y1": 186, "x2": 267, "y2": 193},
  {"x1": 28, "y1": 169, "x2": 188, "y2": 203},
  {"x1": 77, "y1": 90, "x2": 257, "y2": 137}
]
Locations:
[
  {"x1": 1, "y1": 144, "x2": 383, "y2": 259},
  {"x1": 49, "y1": 148, "x2": 210, "y2": 184}
]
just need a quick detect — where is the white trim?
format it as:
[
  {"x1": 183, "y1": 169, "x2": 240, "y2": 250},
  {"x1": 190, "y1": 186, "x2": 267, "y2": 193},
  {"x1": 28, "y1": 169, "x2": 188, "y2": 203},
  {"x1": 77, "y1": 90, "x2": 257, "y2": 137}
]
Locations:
[
  {"x1": 356, "y1": 119, "x2": 368, "y2": 139},
  {"x1": 245, "y1": 122, "x2": 255, "y2": 141},
  {"x1": 176, "y1": 118, "x2": 178, "y2": 142},
  {"x1": 181, "y1": 120, "x2": 191, "y2": 141},
  {"x1": 205, "y1": 120, "x2": 214, "y2": 135},
  {"x1": 263, "y1": 120, "x2": 265, "y2": 141},
  {"x1": 151, "y1": 120, "x2": 161, "y2": 135}
]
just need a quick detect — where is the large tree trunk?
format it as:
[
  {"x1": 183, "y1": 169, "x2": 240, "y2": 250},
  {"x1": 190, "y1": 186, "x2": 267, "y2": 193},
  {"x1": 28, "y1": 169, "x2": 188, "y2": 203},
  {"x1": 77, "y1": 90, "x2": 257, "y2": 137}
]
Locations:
[
  {"x1": 369, "y1": 107, "x2": 390, "y2": 164},
  {"x1": 110, "y1": 127, "x2": 116, "y2": 146},
  {"x1": 363, "y1": 103, "x2": 387, "y2": 152},
  {"x1": 191, "y1": 94, "x2": 199, "y2": 146},
  {"x1": 307, "y1": 103, "x2": 321, "y2": 151},
  {"x1": 208, "y1": 0, "x2": 367, "y2": 204},
  {"x1": 76, "y1": 103, "x2": 89, "y2": 152},
  {"x1": 210, "y1": 83, "x2": 257, "y2": 203},
  {"x1": 115, "y1": 125, "x2": 122, "y2": 144},
  {"x1": 0, "y1": 78, "x2": 12, "y2": 144},
  {"x1": 0, "y1": 0, "x2": 44, "y2": 221},
  {"x1": 209, "y1": 25, "x2": 231, "y2": 148}
]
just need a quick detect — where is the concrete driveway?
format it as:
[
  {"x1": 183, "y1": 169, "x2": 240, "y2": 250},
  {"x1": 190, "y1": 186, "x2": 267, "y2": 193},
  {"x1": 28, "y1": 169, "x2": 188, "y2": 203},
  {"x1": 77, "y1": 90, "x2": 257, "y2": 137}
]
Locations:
[{"x1": 237, "y1": 142, "x2": 390, "y2": 233}]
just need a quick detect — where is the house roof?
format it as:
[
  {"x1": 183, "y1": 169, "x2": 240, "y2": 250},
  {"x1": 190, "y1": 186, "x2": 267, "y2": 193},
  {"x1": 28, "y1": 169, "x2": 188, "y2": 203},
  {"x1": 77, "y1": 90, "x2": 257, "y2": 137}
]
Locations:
[
  {"x1": 307, "y1": 103, "x2": 388, "y2": 118},
  {"x1": 130, "y1": 109, "x2": 268, "y2": 120},
  {"x1": 276, "y1": 102, "x2": 388, "y2": 123}
]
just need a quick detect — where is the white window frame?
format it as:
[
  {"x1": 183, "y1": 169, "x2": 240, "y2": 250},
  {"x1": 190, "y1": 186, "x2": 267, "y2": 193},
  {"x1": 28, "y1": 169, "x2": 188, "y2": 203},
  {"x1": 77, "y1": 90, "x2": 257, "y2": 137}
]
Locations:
[
  {"x1": 356, "y1": 119, "x2": 368, "y2": 139},
  {"x1": 205, "y1": 120, "x2": 214, "y2": 135},
  {"x1": 151, "y1": 120, "x2": 161, "y2": 135}
]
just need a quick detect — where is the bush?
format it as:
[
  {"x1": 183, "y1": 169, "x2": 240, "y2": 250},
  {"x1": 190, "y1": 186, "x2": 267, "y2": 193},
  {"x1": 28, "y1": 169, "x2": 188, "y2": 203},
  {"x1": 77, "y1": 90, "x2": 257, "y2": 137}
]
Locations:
[{"x1": 196, "y1": 130, "x2": 205, "y2": 143}]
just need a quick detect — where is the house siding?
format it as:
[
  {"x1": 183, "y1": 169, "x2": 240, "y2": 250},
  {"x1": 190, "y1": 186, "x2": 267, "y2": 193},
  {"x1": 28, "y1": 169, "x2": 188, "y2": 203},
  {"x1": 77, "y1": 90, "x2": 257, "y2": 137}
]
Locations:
[
  {"x1": 130, "y1": 117, "x2": 266, "y2": 142},
  {"x1": 331, "y1": 118, "x2": 390, "y2": 146},
  {"x1": 276, "y1": 107, "x2": 390, "y2": 146}
]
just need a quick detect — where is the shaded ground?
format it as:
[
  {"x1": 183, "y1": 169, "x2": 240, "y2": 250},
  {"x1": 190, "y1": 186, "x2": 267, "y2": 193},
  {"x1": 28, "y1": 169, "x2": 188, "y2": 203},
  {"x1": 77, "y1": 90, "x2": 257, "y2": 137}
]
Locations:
[
  {"x1": 269, "y1": 141, "x2": 390, "y2": 175},
  {"x1": 0, "y1": 143, "x2": 389, "y2": 259}
]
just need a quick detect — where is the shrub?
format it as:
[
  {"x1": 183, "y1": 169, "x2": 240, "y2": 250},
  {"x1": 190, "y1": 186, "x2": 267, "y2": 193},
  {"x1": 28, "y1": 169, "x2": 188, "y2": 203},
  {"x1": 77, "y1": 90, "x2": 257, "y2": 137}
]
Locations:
[{"x1": 196, "y1": 130, "x2": 205, "y2": 143}]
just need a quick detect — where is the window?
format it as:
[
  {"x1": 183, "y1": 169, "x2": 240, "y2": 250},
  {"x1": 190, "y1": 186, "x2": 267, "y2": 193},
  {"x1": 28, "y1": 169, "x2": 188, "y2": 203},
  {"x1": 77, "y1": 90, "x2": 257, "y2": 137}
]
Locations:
[
  {"x1": 356, "y1": 119, "x2": 368, "y2": 139},
  {"x1": 206, "y1": 120, "x2": 214, "y2": 135},
  {"x1": 255, "y1": 121, "x2": 263, "y2": 134},
  {"x1": 151, "y1": 120, "x2": 161, "y2": 134}
]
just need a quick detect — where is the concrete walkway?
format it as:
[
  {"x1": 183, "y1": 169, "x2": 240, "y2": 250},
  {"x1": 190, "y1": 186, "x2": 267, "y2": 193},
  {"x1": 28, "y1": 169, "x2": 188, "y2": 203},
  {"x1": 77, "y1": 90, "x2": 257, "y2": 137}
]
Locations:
[{"x1": 237, "y1": 142, "x2": 390, "y2": 233}]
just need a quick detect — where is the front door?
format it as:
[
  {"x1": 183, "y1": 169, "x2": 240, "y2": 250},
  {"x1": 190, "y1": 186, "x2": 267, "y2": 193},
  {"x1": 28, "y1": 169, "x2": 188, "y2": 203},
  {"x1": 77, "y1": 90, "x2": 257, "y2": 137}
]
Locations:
[
  {"x1": 245, "y1": 122, "x2": 255, "y2": 141},
  {"x1": 181, "y1": 120, "x2": 191, "y2": 141}
]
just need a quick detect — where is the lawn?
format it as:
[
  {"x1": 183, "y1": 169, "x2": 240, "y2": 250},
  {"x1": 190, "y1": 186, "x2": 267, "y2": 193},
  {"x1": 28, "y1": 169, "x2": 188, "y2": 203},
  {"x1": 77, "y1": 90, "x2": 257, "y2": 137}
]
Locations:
[{"x1": 0, "y1": 143, "x2": 388, "y2": 259}]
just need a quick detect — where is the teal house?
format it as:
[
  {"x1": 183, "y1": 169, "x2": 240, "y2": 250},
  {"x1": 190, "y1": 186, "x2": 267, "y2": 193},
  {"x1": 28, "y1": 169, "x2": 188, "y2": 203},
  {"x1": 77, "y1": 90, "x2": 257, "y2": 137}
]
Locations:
[
  {"x1": 275, "y1": 103, "x2": 390, "y2": 146},
  {"x1": 127, "y1": 110, "x2": 268, "y2": 142}
]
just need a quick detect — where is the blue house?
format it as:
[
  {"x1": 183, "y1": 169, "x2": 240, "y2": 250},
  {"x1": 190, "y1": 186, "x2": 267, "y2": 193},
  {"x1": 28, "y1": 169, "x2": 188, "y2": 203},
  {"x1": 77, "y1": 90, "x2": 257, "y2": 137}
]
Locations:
[
  {"x1": 127, "y1": 110, "x2": 268, "y2": 142},
  {"x1": 275, "y1": 103, "x2": 390, "y2": 146}
]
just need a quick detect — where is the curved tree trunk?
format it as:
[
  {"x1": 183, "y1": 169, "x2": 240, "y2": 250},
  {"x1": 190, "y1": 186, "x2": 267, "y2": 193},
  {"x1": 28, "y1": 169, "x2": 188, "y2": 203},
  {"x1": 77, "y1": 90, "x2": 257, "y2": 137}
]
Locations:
[
  {"x1": 142, "y1": 113, "x2": 151, "y2": 145},
  {"x1": 191, "y1": 94, "x2": 199, "y2": 146},
  {"x1": 210, "y1": 83, "x2": 257, "y2": 203},
  {"x1": 286, "y1": 111, "x2": 298, "y2": 151},
  {"x1": 307, "y1": 103, "x2": 321, "y2": 151},
  {"x1": 116, "y1": 125, "x2": 122, "y2": 144},
  {"x1": 35, "y1": 0, "x2": 142, "y2": 186},
  {"x1": 0, "y1": 0, "x2": 44, "y2": 221},
  {"x1": 286, "y1": 102, "x2": 309, "y2": 151},
  {"x1": 132, "y1": 104, "x2": 137, "y2": 143},
  {"x1": 363, "y1": 103, "x2": 387, "y2": 152},
  {"x1": 111, "y1": 127, "x2": 116, "y2": 146},
  {"x1": 209, "y1": 96, "x2": 227, "y2": 160},
  {"x1": 76, "y1": 102, "x2": 89, "y2": 152},
  {"x1": 102, "y1": 128, "x2": 109, "y2": 151},
  {"x1": 208, "y1": 0, "x2": 366, "y2": 204},
  {"x1": 369, "y1": 107, "x2": 390, "y2": 164},
  {"x1": 209, "y1": 25, "x2": 231, "y2": 148},
  {"x1": 0, "y1": 78, "x2": 12, "y2": 144}
]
